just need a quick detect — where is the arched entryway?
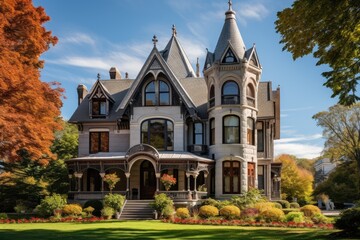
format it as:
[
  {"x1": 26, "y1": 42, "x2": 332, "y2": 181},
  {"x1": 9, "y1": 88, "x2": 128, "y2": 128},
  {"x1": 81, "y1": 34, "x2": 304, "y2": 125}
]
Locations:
[{"x1": 140, "y1": 160, "x2": 156, "y2": 199}]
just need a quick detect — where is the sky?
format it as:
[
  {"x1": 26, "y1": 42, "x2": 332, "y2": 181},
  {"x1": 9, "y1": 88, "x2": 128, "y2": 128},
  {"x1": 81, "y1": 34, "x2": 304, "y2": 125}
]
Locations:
[{"x1": 33, "y1": 0, "x2": 338, "y2": 159}]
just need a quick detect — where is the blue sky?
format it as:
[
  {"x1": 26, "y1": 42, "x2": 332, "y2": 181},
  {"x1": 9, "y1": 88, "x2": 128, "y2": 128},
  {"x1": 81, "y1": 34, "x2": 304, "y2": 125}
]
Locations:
[{"x1": 33, "y1": 0, "x2": 338, "y2": 159}]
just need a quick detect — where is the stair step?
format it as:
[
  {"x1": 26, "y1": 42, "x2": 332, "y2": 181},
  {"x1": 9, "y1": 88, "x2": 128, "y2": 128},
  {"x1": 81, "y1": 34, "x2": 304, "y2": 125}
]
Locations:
[{"x1": 120, "y1": 200, "x2": 155, "y2": 220}]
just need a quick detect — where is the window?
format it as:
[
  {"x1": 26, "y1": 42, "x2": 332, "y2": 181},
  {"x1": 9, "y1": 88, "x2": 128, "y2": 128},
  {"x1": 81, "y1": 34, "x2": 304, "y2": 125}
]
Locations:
[
  {"x1": 92, "y1": 100, "x2": 106, "y2": 117},
  {"x1": 144, "y1": 80, "x2": 170, "y2": 106},
  {"x1": 223, "y1": 161, "x2": 240, "y2": 194},
  {"x1": 209, "y1": 85, "x2": 215, "y2": 108},
  {"x1": 90, "y1": 132, "x2": 109, "y2": 153},
  {"x1": 223, "y1": 115, "x2": 240, "y2": 144},
  {"x1": 248, "y1": 162, "x2": 255, "y2": 188},
  {"x1": 222, "y1": 49, "x2": 237, "y2": 63},
  {"x1": 194, "y1": 123, "x2": 203, "y2": 145},
  {"x1": 141, "y1": 119, "x2": 173, "y2": 151},
  {"x1": 258, "y1": 165, "x2": 266, "y2": 191},
  {"x1": 247, "y1": 118, "x2": 255, "y2": 145},
  {"x1": 246, "y1": 84, "x2": 255, "y2": 107},
  {"x1": 210, "y1": 118, "x2": 215, "y2": 145},
  {"x1": 257, "y1": 122, "x2": 264, "y2": 152},
  {"x1": 222, "y1": 81, "x2": 240, "y2": 104}
]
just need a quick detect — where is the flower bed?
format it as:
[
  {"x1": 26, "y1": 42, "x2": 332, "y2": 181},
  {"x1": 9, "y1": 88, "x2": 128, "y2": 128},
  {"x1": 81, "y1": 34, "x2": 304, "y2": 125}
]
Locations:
[
  {"x1": 163, "y1": 217, "x2": 334, "y2": 229},
  {"x1": 0, "y1": 216, "x2": 105, "y2": 224}
]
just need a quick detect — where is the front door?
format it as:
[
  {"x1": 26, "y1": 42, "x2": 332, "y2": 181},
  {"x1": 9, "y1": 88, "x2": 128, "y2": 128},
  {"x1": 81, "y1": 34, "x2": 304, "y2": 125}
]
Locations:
[{"x1": 140, "y1": 160, "x2": 156, "y2": 199}]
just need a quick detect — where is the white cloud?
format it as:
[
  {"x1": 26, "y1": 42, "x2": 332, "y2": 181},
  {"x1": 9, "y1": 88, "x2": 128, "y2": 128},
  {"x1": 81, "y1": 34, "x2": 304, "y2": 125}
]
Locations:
[
  {"x1": 276, "y1": 134, "x2": 323, "y2": 144},
  {"x1": 275, "y1": 142, "x2": 323, "y2": 159},
  {"x1": 49, "y1": 57, "x2": 110, "y2": 70},
  {"x1": 61, "y1": 33, "x2": 96, "y2": 46},
  {"x1": 236, "y1": 2, "x2": 269, "y2": 25}
]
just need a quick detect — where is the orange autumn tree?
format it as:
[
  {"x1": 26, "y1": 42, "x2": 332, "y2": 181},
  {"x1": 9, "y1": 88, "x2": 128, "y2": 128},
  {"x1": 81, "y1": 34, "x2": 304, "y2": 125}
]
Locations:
[{"x1": 0, "y1": 0, "x2": 63, "y2": 163}]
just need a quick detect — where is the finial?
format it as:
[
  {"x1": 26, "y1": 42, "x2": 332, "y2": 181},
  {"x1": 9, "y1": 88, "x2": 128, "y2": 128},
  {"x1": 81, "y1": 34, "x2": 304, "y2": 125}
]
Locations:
[
  {"x1": 172, "y1": 24, "x2": 177, "y2": 36},
  {"x1": 152, "y1": 35, "x2": 158, "y2": 47},
  {"x1": 228, "y1": 0, "x2": 232, "y2": 11},
  {"x1": 196, "y1": 57, "x2": 200, "y2": 78},
  {"x1": 97, "y1": 73, "x2": 100, "y2": 80}
]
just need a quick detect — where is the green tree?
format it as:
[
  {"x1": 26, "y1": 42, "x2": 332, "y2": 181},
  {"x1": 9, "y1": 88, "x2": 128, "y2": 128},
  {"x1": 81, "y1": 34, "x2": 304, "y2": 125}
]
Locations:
[
  {"x1": 276, "y1": 0, "x2": 360, "y2": 105},
  {"x1": 51, "y1": 120, "x2": 78, "y2": 160},
  {"x1": 276, "y1": 154, "x2": 314, "y2": 204},
  {"x1": 313, "y1": 104, "x2": 360, "y2": 191},
  {"x1": 314, "y1": 161, "x2": 360, "y2": 204},
  {"x1": 103, "y1": 173, "x2": 120, "y2": 193}
]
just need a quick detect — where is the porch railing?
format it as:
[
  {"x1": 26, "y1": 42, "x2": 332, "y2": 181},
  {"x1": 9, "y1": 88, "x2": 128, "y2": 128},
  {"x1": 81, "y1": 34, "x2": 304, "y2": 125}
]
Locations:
[
  {"x1": 157, "y1": 190, "x2": 208, "y2": 201},
  {"x1": 69, "y1": 191, "x2": 128, "y2": 200}
]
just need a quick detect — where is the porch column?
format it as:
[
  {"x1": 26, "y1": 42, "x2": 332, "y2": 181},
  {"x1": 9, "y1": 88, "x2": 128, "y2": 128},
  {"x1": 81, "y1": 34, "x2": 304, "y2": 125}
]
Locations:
[
  {"x1": 125, "y1": 172, "x2": 130, "y2": 199},
  {"x1": 74, "y1": 172, "x2": 83, "y2": 192},
  {"x1": 204, "y1": 172, "x2": 208, "y2": 191},
  {"x1": 68, "y1": 174, "x2": 73, "y2": 192},
  {"x1": 99, "y1": 172, "x2": 106, "y2": 192},
  {"x1": 193, "y1": 173, "x2": 199, "y2": 200},
  {"x1": 155, "y1": 173, "x2": 161, "y2": 192},
  {"x1": 186, "y1": 172, "x2": 192, "y2": 200}
]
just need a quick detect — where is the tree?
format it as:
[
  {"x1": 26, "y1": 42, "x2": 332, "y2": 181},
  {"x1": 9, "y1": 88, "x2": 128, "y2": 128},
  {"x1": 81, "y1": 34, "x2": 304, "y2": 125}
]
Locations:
[
  {"x1": 103, "y1": 173, "x2": 120, "y2": 193},
  {"x1": 313, "y1": 103, "x2": 360, "y2": 192},
  {"x1": 275, "y1": 0, "x2": 360, "y2": 105},
  {"x1": 0, "y1": 0, "x2": 63, "y2": 163},
  {"x1": 276, "y1": 154, "x2": 314, "y2": 204},
  {"x1": 51, "y1": 120, "x2": 78, "y2": 160}
]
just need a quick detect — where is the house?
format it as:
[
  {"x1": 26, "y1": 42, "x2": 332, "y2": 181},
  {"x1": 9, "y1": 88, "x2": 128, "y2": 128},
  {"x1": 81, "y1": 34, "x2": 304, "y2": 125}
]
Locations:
[
  {"x1": 314, "y1": 158, "x2": 336, "y2": 186},
  {"x1": 66, "y1": 1, "x2": 281, "y2": 203}
]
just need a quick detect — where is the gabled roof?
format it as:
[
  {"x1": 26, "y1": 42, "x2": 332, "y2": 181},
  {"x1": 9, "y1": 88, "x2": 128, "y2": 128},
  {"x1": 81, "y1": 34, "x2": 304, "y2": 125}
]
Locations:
[
  {"x1": 88, "y1": 80, "x2": 115, "y2": 103},
  {"x1": 213, "y1": 7, "x2": 246, "y2": 62},
  {"x1": 244, "y1": 45, "x2": 261, "y2": 68},
  {"x1": 116, "y1": 46, "x2": 197, "y2": 116},
  {"x1": 160, "y1": 34, "x2": 196, "y2": 79}
]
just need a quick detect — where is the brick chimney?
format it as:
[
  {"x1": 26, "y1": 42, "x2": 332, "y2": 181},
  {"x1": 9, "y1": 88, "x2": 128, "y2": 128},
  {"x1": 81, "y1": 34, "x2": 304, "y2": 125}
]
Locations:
[
  {"x1": 109, "y1": 67, "x2": 121, "y2": 79},
  {"x1": 77, "y1": 84, "x2": 88, "y2": 105}
]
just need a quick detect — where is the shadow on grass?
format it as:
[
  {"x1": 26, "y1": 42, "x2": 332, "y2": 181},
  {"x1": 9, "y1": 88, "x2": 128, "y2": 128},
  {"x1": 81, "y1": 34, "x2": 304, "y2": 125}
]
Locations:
[{"x1": 0, "y1": 224, "x2": 339, "y2": 240}]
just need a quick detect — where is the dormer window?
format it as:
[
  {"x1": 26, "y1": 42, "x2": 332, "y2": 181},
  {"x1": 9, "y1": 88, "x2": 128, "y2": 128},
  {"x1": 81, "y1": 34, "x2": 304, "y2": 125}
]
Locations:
[
  {"x1": 222, "y1": 48, "x2": 238, "y2": 63},
  {"x1": 92, "y1": 99, "x2": 106, "y2": 116},
  {"x1": 89, "y1": 84, "x2": 114, "y2": 119},
  {"x1": 144, "y1": 80, "x2": 170, "y2": 106}
]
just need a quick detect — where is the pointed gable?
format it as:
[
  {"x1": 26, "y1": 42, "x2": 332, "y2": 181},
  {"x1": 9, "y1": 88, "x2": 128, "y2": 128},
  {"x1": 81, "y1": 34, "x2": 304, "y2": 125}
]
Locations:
[
  {"x1": 88, "y1": 80, "x2": 115, "y2": 103},
  {"x1": 221, "y1": 44, "x2": 239, "y2": 64},
  {"x1": 245, "y1": 45, "x2": 261, "y2": 68}
]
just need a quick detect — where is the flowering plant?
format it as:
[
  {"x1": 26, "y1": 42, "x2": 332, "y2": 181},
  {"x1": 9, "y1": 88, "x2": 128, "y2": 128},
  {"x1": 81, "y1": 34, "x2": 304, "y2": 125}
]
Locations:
[{"x1": 160, "y1": 174, "x2": 176, "y2": 191}]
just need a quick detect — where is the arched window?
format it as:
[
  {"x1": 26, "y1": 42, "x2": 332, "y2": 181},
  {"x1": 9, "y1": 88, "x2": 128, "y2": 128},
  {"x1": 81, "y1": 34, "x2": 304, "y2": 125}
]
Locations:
[
  {"x1": 223, "y1": 115, "x2": 240, "y2": 144},
  {"x1": 210, "y1": 118, "x2": 215, "y2": 145},
  {"x1": 246, "y1": 84, "x2": 255, "y2": 107},
  {"x1": 223, "y1": 161, "x2": 240, "y2": 194},
  {"x1": 141, "y1": 119, "x2": 173, "y2": 151},
  {"x1": 247, "y1": 118, "x2": 255, "y2": 145},
  {"x1": 222, "y1": 81, "x2": 240, "y2": 104},
  {"x1": 209, "y1": 85, "x2": 215, "y2": 108},
  {"x1": 144, "y1": 80, "x2": 170, "y2": 106}
]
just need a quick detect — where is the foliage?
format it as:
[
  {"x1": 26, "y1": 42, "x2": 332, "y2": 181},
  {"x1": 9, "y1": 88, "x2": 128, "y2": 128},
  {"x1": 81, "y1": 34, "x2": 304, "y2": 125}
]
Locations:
[
  {"x1": 62, "y1": 204, "x2": 82, "y2": 216},
  {"x1": 240, "y1": 208, "x2": 259, "y2": 220},
  {"x1": 219, "y1": 205, "x2": 240, "y2": 220},
  {"x1": 160, "y1": 174, "x2": 177, "y2": 191},
  {"x1": 276, "y1": 0, "x2": 360, "y2": 105},
  {"x1": 259, "y1": 208, "x2": 285, "y2": 223},
  {"x1": 83, "y1": 200, "x2": 103, "y2": 217},
  {"x1": 51, "y1": 121, "x2": 78, "y2": 160},
  {"x1": 162, "y1": 205, "x2": 175, "y2": 219},
  {"x1": 313, "y1": 104, "x2": 360, "y2": 193},
  {"x1": 273, "y1": 202, "x2": 282, "y2": 209},
  {"x1": 311, "y1": 213, "x2": 333, "y2": 224},
  {"x1": 276, "y1": 155, "x2": 314, "y2": 203},
  {"x1": 35, "y1": 194, "x2": 66, "y2": 217},
  {"x1": 300, "y1": 205, "x2": 321, "y2": 217},
  {"x1": 314, "y1": 161, "x2": 360, "y2": 204},
  {"x1": 103, "y1": 173, "x2": 120, "y2": 193},
  {"x1": 14, "y1": 203, "x2": 28, "y2": 213},
  {"x1": 197, "y1": 184, "x2": 207, "y2": 192},
  {"x1": 0, "y1": 0, "x2": 63, "y2": 162},
  {"x1": 0, "y1": 213, "x2": 8, "y2": 220},
  {"x1": 101, "y1": 206, "x2": 114, "y2": 219},
  {"x1": 290, "y1": 202, "x2": 300, "y2": 209},
  {"x1": 231, "y1": 188, "x2": 266, "y2": 210},
  {"x1": 335, "y1": 207, "x2": 360, "y2": 232},
  {"x1": 150, "y1": 193, "x2": 174, "y2": 216},
  {"x1": 199, "y1": 205, "x2": 219, "y2": 218},
  {"x1": 285, "y1": 212, "x2": 304, "y2": 223},
  {"x1": 83, "y1": 206, "x2": 95, "y2": 216},
  {"x1": 176, "y1": 208, "x2": 190, "y2": 219},
  {"x1": 276, "y1": 200, "x2": 290, "y2": 209},
  {"x1": 103, "y1": 194, "x2": 125, "y2": 212},
  {"x1": 254, "y1": 202, "x2": 275, "y2": 212},
  {"x1": 0, "y1": 151, "x2": 69, "y2": 212}
]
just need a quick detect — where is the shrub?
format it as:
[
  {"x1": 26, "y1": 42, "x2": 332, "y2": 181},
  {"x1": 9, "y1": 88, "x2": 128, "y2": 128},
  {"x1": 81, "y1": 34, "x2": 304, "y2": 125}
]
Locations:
[
  {"x1": 101, "y1": 206, "x2": 114, "y2": 219},
  {"x1": 162, "y1": 205, "x2": 174, "y2": 219},
  {"x1": 103, "y1": 194, "x2": 125, "y2": 212},
  {"x1": 14, "y1": 203, "x2": 28, "y2": 213},
  {"x1": 219, "y1": 205, "x2": 240, "y2": 220},
  {"x1": 254, "y1": 202, "x2": 275, "y2": 212},
  {"x1": 201, "y1": 198, "x2": 219, "y2": 207},
  {"x1": 311, "y1": 213, "x2": 333, "y2": 224},
  {"x1": 231, "y1": 188, "x2": 266, "y2": 210},
  {"x1": 83, "y1": 206, "x2": 95, "y2": 216},
  {"x1": 335, "y1": 207, "x2": 360, "y2": 232},
  {"x1": 285, "y1": 211, "x2": 304, "y2": 223},
  {"x1": 276, "y1": 200, "x2": 290, "y2": 209},
  {"x1": 176, "y1": 208, "x2": 190, "y2": 219},
  {"x1": 84, "y1": 200, "x2": 103, "y2": 217},
  {"x1": 150, "y1": 193, "x2": 174, "y2": 217},
  {"x1": 217, "y1": 200, "x2": 232, "y2": 209},
  {"x1": 62, "y1": 204, "x2": 82, "y2": 216},
  {"x1": 199, "y1": 205, "x2": 219, "y2": 218},
  {"x1": 290, "y1": 202, "x2": 300, "y2": 209},
  {"x1": 35, "y1": 194, "x2": 67, "y2": 217},
  {"x1": 300, "y1": 205, "x2": 321, "y2": 217},
  {"x1": 240, "y1": 208, "x2": 259, "y2": 220},
  {"x1": 0, "y1": 213, "x2": 8, "y2": 219},
  {"x1": 259, "y1": 207, "x2": 285, "y2": 222},
  {"x1": 273, "y1": 202, "x2": 282, "y2": 209}
]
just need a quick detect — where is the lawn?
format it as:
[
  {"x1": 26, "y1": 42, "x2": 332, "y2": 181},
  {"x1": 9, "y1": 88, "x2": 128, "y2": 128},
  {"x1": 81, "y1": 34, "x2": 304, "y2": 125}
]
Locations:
[{"x1": 0, "y1": 220, "x2": 345, "y2": 240}]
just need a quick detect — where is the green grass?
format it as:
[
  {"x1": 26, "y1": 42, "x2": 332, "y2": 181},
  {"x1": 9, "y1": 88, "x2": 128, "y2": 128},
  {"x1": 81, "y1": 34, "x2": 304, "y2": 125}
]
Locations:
[{"x1": 0, "y1": 220, "x2": 343, "y2": 240}]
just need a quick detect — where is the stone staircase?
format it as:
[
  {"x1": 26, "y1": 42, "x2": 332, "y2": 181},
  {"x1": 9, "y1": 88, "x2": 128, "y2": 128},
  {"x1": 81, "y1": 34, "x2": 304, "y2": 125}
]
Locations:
[{"x1": 120, "y1": 200, "x2": 154, "y2": 220}]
